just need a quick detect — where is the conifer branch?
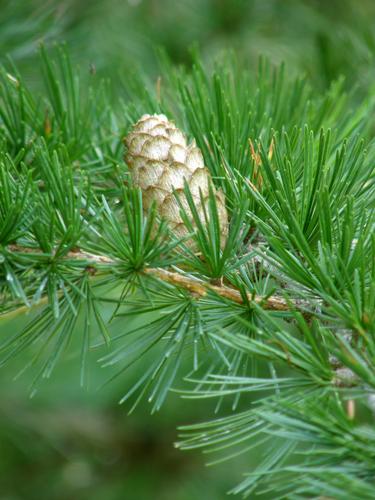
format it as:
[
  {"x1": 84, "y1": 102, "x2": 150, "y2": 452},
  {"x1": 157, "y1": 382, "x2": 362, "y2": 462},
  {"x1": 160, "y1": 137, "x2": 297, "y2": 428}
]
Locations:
[
  {"x1": 1, "y1": 44, "x2": 374, "y2": 498},
  {"x1": 4, "y1": 245, "x2": 358, "y2": 387},
  {"x1": 142, "y1": 267, "x2": 311, "y2": 313},
  {"x1": 4, "y1": 244, "x2": 311, "y2": 316}
]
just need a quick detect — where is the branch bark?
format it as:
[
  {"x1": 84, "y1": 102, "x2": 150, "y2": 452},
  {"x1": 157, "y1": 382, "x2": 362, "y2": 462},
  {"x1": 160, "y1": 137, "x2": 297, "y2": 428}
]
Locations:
[
  {"x1": 2, "y1": 245, "x2": 359, "y2": 388},
  {"x1": 142, "y1": 267, "x2": 310, "y2": 313},
  {"x1": 3, "y1": 244, "x2": 311, "y2": 317}
]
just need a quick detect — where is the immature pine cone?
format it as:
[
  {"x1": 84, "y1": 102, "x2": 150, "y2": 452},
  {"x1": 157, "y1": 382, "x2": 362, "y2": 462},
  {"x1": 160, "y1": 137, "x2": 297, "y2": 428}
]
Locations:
[{"x1": 124, "y1": 114, "x2": 228, "y2": 246}]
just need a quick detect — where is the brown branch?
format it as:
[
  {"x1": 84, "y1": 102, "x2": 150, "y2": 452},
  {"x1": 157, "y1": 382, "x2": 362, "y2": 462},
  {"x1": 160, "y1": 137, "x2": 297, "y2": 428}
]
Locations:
[
  {"x1": 2, "y1": 245, "x2": 361, "y2": 388},
  {"x1": 143, "y1": 267, "x2": 310, "y2": 313},
  {"x1": 7, "y1": 245, "x2": 113, "y2": 264},
  {"x1": 3, "y1": 244, "x2": 312, "y2": 317}
]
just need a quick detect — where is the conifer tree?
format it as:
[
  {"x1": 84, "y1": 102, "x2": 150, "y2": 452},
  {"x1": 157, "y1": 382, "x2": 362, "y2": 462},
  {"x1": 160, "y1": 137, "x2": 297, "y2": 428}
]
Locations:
[{"x1": 0, "y1": 44, "x2": 374, "y2": 498}]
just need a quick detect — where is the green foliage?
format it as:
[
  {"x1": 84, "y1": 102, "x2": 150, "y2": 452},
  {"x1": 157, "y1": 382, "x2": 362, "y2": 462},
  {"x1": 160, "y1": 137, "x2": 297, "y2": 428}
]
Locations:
[{"x1": 0, "y1": 42, "x2": 374, "y2": 499}]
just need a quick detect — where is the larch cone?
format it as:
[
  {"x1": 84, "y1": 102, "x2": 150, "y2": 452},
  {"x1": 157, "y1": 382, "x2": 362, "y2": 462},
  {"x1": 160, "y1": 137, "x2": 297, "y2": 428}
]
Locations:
[{"x1": 124, "y1": 113, "x2": 228, "y2": 248}]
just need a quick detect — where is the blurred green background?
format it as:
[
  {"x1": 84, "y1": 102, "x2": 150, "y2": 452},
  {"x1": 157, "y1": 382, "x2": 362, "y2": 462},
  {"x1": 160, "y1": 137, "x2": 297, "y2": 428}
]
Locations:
[
  {"x1": 3, "y1": 0, "x2": 375, "y2": 91},
  {"x1": 1, "y1": 1, "x2": 375, "y2": 498},
  {"x1": 0, "y1": 298, "x2": 253, "y2": 500}
]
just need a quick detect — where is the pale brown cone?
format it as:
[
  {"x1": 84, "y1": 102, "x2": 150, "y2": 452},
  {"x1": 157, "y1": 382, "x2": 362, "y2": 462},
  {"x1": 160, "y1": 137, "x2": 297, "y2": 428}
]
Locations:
[{"x1": 124, "y1": 114, "x2": 228, "y2": 248}]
